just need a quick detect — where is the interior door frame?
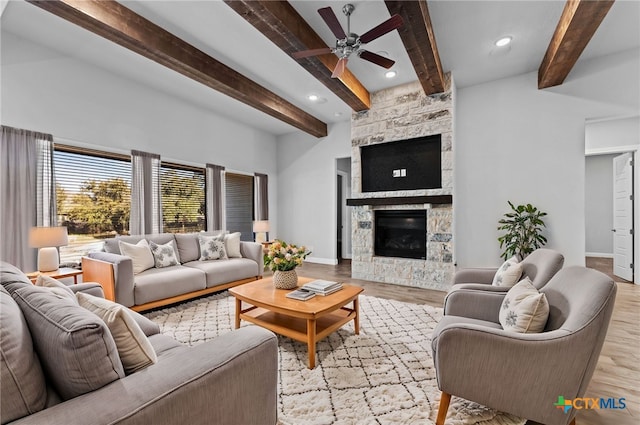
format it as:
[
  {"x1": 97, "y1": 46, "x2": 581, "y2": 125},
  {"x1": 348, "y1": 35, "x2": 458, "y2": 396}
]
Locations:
[
  {"x1": 612, "y1": 152, "x2": 635, "y2": 281},
  {"x1": 336, "y1": 169, "x2": 352, "y2": 260}
]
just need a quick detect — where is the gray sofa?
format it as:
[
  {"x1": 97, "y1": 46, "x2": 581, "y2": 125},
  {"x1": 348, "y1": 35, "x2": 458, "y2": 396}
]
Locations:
[
  {"x1": 1, "y1": 261, "x2": 278, "y2": 425},
  {"x1": 83, "y1": 232, "x2": 263, "y2": 311}
]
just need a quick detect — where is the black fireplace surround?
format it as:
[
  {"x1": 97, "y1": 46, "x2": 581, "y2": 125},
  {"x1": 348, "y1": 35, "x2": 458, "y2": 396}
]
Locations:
[{"x1": 374, "y1": 210, "x2": 427, "y2": 260}]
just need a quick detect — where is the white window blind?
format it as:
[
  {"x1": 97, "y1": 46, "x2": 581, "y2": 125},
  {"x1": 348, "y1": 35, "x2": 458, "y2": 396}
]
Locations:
[
  {"x1": 54, "y1": 146, "x2": 131, "y2": 264},
  {"x1": 160, "y1": 163, "x2": 205, "y2": 233},
  {"x1": 225, "y1": 173, "x2": 254, "y2": 241}
]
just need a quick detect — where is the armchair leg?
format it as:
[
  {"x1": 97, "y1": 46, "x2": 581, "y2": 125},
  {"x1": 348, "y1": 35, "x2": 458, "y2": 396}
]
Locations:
[{"x1": 436, "y1": 392, "x2": 451, "y2": 425}]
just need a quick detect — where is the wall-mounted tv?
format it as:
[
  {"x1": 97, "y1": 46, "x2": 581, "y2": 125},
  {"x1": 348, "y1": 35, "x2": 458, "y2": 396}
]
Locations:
[{"x1": 360, "y1": 134, "x2": 441, "y2": 192}]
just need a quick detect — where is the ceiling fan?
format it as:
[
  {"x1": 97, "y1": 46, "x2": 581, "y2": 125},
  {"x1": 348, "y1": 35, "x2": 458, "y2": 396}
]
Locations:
[{"x1": 292, "y1": 4, "x2": 403, "y2": 79}]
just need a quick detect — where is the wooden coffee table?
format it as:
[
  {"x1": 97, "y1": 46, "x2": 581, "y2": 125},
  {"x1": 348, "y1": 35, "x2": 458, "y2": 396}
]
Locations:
[{"x1": 229, "y1": 276, "x2": 363, "y2": 369}]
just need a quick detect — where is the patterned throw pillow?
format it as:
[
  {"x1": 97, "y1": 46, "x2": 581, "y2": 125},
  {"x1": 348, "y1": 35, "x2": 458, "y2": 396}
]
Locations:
[
  {"x1": 499, "y1": 277, "x2": 549, "y2": 333},
  {"x1": 492, "y1": 256, "x2": 523, "y2": 287},
  {"x1": 198, "y1": 234, "x2": 228, "y2": 261},
  {"x1": 149, "y1": 240, "x2": 179, "y2": 268}
]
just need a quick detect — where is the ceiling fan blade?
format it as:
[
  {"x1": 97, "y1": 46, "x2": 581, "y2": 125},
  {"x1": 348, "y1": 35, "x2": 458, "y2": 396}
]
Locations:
[
  {"x1": 318, "y1": 7, "x2": 347, "y2": 40},
  {"x1": 331, "y1": 57, "x2": 348, "y2": 79},
  {"x1": 359, "y1": 14, "x2": 403, "y2": 44},
  {"x1": 292, "y1": 48, "x2": 333, "y2": 59},
  {"x1": 359, "y1": 50, "x2": 395, "y2": 69}
]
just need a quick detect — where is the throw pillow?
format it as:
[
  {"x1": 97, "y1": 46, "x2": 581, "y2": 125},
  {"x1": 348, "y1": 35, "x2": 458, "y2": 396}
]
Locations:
[
  {"x1": 492, "y1": 257, "x2": 523, "y2": 287},
  {"x1": 198, "y1": 234, "x2": 228, "y2": 261},
  {"x1": 11, "y1": 284, "x2": 125, "y2": 400},
  {"x1": 35, "y1": 274, "x2": 76, "y2": 301},
  {"x1": 119, "y1": 239, "x2": 155, "y2": 274},
  {"x1": 499, "y1": 277, "x2": 549, "y2": 333},
  {"x1": 149, "y1": 240, "x2": 180, "y2": 268},
  {"x1": 76, "y1": 293, "x2": 157, "y2": 374},
  {"x1": 0, "y1": 287, "x2": 47, "y2": 423},
  {"x1": 224, "y1": 232, "x2": 242, "y2": 258}
]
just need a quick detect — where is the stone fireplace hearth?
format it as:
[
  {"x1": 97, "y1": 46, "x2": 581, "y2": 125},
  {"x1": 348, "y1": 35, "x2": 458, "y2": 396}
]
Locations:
[{"x1": 349, "y1": 80, "x2": 453, "y2": 291}]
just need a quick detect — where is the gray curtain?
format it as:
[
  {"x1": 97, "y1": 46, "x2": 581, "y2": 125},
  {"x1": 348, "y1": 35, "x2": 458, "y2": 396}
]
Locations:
[
  {"x1": 1, "y1": 126, "x2": 55, "y2": 270},
  {"x1": 130, "y1": 150, "x2": 162, "y2": 235},
  {"x1": 254, "y1": 172, "x2": 269, "y2": 221},
  {"x1": 205, "y1": 163, "x2": 225, "y2": 231}
]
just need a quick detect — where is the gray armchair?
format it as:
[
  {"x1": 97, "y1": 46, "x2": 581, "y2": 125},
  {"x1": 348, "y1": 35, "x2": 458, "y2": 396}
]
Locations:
[
  {"x1": 431, "y1": 266, "x2": 617, "y2": 425},
  {"x1": 445, "y1": 248, "x2": 564, "y2": 318}
]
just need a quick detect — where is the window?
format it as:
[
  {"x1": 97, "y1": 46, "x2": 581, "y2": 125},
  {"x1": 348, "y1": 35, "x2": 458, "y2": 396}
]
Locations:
[
  {"x1": 160, "y1": 163, "x2": 205, "y2": 233},
  {"x1": 54, "y1": 146, "x2": 131, "y2": 264},
  {"x1": 225, "y1": 173, "x2": 254, "y2": 241}
]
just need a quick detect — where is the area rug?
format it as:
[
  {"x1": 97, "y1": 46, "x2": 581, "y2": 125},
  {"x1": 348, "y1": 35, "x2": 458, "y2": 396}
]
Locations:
[{"x1": 144, "y1": 292, "x2": 525, "y2": 425}]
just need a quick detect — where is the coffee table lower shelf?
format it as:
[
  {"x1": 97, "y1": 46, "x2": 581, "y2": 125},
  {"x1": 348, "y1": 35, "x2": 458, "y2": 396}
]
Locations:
[{"x1": 238, "y1": 305, "x2": 358, "y2": 368}]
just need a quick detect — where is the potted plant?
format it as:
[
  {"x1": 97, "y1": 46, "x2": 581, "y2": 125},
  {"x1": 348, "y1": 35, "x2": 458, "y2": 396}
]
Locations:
[
  {"x1": 497, "y1": 201, "x2": 548, "y2": 260},
  {"x1": 264, "y1": 240, "x2": 311, "y2": 289}
]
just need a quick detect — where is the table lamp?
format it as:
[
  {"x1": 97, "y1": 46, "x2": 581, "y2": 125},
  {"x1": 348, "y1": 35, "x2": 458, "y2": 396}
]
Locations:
[
  {"x1": 29, "y1": 226, "x2": 68, "y2": 272},
  {"x1": 253, "y1": 220, "x2": 270, "y2": 244}
]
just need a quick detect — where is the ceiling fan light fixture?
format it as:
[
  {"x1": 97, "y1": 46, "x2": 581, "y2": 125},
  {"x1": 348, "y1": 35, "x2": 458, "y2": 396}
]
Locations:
[
  {"x1": 385, "y1": 70, "x2": 397, "y2": 79},
  {"x1": 495, "y1": 36, "x2": 512, "y2": 47}
]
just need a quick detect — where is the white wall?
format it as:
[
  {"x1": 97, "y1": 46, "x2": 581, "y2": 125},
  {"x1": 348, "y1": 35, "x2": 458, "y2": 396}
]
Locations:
[
  {"x1": 586, "y1": 116, "x2": 640, "y2": 154},
  {"x1": 585, "y1": 154, "x2": 616, "y2": 256},
  {"x1": 275, "y1": 121, "x2": 351, "y2": 264},
  {"x1": 455, "y1": 48, "x2": 639, "y2": 268},
  {"x1": 1, "y1": 33, "x2": 279, "y2": 234}
]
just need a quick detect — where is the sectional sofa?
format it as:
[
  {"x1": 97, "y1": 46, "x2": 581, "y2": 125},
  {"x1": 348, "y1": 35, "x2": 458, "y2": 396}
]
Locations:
[
  {"x1": 0, "y1": 261, "x2": 278, "y2": 425},
  {"x1": 83, "y1": 232, "x2": 263, "y2": 312}
]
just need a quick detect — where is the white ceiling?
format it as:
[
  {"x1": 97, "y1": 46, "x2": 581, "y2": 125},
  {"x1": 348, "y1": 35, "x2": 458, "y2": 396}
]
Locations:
[{"x1": 2, "y1": 0, "x2": 639, "y2": 136}]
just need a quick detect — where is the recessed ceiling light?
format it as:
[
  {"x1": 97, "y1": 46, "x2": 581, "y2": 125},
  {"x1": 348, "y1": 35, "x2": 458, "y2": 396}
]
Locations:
[
  {"x1": 385, "y1": 70, "x2": 397, "y2": 79},
  {"x1": 495, "y1": 36, "x2": 512, "y2": 47},
  {"x1": 307, "y1": 94, "x2": 319, "y2": 101},
  {"x1": 334, "y1": 112, "x2": 343, "y2": 117}
]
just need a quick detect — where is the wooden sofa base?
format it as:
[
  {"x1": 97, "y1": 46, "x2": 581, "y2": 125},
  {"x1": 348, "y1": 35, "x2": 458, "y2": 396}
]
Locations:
[{"x1": 82, "y1": 257, "x2": 260, "y2": 312}]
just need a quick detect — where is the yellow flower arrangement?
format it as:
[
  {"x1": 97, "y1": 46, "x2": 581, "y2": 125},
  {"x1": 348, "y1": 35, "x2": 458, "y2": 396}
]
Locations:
[{"x1": 263, "y1": 240, "x2": 311, "y2": 272}]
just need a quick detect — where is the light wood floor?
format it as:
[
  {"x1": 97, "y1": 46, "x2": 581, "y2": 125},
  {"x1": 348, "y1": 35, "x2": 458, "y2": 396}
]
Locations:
[{"x1": 292, "y1": 259, "x2": 639, "y2": 425}]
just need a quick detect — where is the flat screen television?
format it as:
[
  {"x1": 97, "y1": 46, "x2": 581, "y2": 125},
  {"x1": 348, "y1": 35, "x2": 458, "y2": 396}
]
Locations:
[{"x1": 360, "y1": 134, "x2": 441, "y2": 192}]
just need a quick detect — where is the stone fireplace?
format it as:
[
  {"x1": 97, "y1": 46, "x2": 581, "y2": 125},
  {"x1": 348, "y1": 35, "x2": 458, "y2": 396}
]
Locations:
[{"x1": 349, "y1": 80, "x2": 453, "y2": 291}]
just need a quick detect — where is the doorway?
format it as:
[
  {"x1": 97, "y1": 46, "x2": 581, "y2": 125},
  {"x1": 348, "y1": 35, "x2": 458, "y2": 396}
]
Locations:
[{"x1": 336, "y1": 157, "x2": 352, "y2": 263}]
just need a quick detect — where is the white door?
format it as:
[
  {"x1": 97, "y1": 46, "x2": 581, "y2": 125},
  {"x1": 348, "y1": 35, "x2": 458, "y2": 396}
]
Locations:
[{"x1": 613, "y1": 152, "x2": 634, "y2": 281}]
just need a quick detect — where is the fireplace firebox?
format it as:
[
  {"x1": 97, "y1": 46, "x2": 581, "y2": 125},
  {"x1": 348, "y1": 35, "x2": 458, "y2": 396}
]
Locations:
[{"x1": 374, "y1": 210, "x2": 427, "y2": 260}]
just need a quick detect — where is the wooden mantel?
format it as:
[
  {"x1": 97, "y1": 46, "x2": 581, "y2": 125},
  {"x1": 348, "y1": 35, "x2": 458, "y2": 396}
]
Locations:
[{"x1": 346, "y1": 195, "x2": 452, "y2": 206}]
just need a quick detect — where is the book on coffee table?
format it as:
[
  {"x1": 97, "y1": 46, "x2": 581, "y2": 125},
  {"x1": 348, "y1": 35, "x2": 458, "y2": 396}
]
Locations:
[
  {"x1": 285, "y1": 288, "x2": 316, "y2": 301},
  {"x1": 302, "y1": 280, "x2": 343, "y2": 296}
]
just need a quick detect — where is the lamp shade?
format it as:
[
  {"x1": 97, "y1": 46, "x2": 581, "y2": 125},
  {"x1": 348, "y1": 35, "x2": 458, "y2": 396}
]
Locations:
[
  {"x1": 252, "y1": 220, "x2": 270, "y2": 233},
  {"x1": 29, "y1": 227, "x2": 69, "y2": 248}
]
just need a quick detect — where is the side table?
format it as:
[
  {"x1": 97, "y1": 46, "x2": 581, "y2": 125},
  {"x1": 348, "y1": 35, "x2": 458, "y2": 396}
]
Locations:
[{"x1": 25, "y1": 268, "x2": 83, "y2": 284}]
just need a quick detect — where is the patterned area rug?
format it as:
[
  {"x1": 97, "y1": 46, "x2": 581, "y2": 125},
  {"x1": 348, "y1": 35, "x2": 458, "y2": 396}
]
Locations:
[{"x1": 144, "y1": 292, "x2": 525, "y2": 425}]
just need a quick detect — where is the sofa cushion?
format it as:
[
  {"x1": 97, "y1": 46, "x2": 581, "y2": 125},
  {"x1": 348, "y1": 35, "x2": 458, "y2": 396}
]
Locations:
[
  {"x1": 174, "y1": 231, "x2": 225, "y2": 263},
  {"x1": 198, "y1": 234, "x2": 228, "y2": 261},
  {"x1": 224, "y1": 232, "x2": 242, "y2": 258},
  {"x1": 0, "y1": 287, "x2": 48, "y2": 424},
  {"x1": 134, "y1": 265, "x2": 206, "y2": 305},
  {"x1": 77, "y1": 293, "x2": 157, "y2": 374},
  {"x1": 0, "y1": 261, "x2": 33, "y2": 293},
  {"x1": 11, "y1": 284, "x2": 125, "y2": 400},
  {"x1": 35, "y1": 274, "x2": 76, "y2": 301},
  {"x1": 149, "y1": 240, "x2": 180, "y2": 268},
  {"x1": 499, "y1": 277, "x2": 549, "y2": 333},
  {"x1": 104, "y1": 233, "x2": 176, "y2": 256},
  {"x1": 184, "y1": 258, "x2": 259, "y2": 288},
  {"x1": 119, "y1": 239, "x2": 155, "y2": 274},
  {"x1": 492, "y1": 257, "x2": 522, "y2": 287}
]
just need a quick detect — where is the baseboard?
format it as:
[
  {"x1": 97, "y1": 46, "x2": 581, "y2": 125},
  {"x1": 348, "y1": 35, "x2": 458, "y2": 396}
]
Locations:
[
  {"x1": 305, "y1": 257, "x2": 339, "y2": 266},
  {"x1": 586, "y1": 252, "x2": 614, "y2": 258}
]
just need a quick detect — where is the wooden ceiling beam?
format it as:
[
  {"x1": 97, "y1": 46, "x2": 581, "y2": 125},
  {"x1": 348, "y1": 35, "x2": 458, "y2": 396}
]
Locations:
[
  {"x1": 26, "y1": 0, "x2": 328, "y2": 138},
  {"x1": 538, "y1": 0, "x2": 615, "y2": 89},
  {"x1": 224, "y1": 0, "x2": 371, "y2": 111},
  {"x1": 384, "y1": 0, "x2": 445, "y2": 95}
]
